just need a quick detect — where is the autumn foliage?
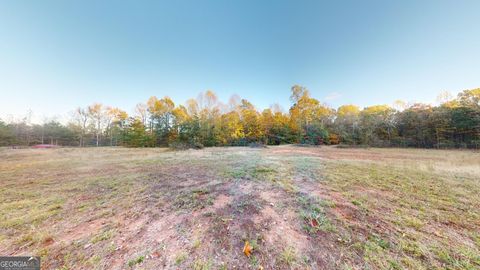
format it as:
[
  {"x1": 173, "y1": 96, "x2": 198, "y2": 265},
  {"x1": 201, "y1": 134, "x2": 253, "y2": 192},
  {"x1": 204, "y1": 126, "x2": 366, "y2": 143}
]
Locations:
[{"x1": 1, "y1": 86, "x2": 479, "y2": 149}]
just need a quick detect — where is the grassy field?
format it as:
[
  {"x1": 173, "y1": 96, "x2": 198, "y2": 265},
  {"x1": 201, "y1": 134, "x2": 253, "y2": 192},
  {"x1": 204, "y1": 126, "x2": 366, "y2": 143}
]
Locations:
[{"x1": 0, "y1": 146, "x2": 479, "y2": 270}]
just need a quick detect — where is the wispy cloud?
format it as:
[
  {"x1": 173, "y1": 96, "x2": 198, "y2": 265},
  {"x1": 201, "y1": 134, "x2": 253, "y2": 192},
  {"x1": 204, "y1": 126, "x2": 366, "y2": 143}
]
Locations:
[{"x1": 324, "y1": 92, "x2": 342, "y2": 101}]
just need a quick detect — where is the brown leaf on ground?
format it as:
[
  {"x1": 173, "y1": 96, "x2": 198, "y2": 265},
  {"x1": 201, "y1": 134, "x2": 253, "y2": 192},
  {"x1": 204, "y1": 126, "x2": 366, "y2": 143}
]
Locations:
[
  {"x1": 243, "y1": 241, "x2": 252, "y2": 257},
  {"x1": 151, "y1": 251, "x2": 161, "y2": 258},
  {"x1": 310, "y1": 217, "x2": 319, "y2": 227}
]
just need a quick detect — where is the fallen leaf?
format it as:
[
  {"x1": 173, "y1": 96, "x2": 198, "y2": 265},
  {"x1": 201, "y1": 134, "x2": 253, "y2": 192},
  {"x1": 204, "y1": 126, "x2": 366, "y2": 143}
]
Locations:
[
  {"x1": 151, "y1": 251, "x2": 161, "y2": 258},
  {"x1": 42, "y1": 237, "x2": 54, "y2": 246},
  {"x1": 310, "y1": 218, "x2": 319, "y2": 227},
  {"x1": 243, "y1": 241, "x2": 253, "y2": 257}
]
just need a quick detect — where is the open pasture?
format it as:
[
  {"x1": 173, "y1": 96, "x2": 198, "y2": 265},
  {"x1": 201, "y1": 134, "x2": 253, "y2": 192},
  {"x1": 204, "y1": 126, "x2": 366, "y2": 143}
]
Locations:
[{"x1": 0, "y1": 146, "x2": 479, "y2": 269}]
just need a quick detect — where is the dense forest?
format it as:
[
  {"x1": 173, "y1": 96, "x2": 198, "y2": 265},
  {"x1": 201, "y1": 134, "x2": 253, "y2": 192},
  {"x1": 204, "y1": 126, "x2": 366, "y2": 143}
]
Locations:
[{"x1": 1, "y1": 86, "x2": 479, "y2": 149}]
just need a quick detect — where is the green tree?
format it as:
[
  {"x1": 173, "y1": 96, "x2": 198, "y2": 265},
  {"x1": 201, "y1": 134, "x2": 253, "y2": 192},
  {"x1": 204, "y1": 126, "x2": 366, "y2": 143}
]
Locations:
[
  {"x1": 359, "y1": 105, "x2": 396, "y2": 146},
  {"x1": 335, "y1": 104, "x2": 360, "y2": 144},
  {"x1": 0, "y1": 120, "x2": 16, "y2": 146},
  {"x1": 124, "y1": 119, "x2": 154, "y2": 147},
  {"x1": 289, "y1": 85, "x2": 332, "y2": 144}
]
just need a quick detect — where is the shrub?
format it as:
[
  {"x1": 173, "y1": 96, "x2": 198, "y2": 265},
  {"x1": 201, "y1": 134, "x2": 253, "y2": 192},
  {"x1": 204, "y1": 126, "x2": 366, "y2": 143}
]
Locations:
[
  {"x1": 248, "y1": 142, "x2": 267, "y2": 148},
  {"x1": 169, "y1": 141, "x2": 204, "y2": 150}
]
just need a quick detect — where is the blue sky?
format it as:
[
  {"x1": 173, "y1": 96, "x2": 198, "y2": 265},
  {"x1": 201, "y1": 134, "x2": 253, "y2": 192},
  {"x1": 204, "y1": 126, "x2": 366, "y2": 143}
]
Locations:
[{"x1": 0, "y1": 0, "x2": 479, "y2": 122}]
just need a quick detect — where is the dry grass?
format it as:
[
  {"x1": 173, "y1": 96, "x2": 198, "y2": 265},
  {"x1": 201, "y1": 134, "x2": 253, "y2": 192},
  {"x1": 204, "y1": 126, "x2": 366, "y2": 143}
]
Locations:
[{"x1": 0, "y1": 146, "x2": 479, "y2": 269}]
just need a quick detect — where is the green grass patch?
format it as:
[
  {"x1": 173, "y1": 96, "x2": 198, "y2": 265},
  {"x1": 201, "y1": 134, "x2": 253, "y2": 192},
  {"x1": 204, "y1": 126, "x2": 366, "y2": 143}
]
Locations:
[
  {"x1": 297, "y1": 193, "x2": 336, "y2": 233},
  {"x1": 127, "y1": 255, "x2": 145, "y2": 268}
]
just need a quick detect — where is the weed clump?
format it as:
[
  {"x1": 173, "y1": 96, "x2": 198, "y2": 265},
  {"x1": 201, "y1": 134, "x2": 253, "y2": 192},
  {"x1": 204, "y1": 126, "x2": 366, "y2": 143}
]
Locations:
[
  {"x1": 127, "y1": 255, "x2": 144, "y2": 267},
  {"x1": 297, "y1": 193, "x2": 336, "y2": 233},
  {"x1": 169, "y1": 141, "x2": 204, "y2": 150},
  {"x1": 248, "y1": 142, "x2": 267, "y2": 148},
  {"x1": 173, "y1": 189, "x2": 213, "y2": 210},
  {"x1": 279, "y1": 246, "x2": 298, "y2": 267}
]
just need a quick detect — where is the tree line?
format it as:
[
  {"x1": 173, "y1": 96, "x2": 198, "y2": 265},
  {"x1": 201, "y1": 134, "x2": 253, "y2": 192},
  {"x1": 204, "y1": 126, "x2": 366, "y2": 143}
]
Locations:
[{"x1": 1, "y1": 86, "x2": 479, "y2": 149}]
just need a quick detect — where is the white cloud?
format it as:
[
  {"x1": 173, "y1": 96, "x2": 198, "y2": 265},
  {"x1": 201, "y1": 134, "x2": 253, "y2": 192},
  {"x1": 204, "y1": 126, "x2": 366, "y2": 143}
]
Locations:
[{"x1": 324, "y1": 92, "x2": 342, "y2": 101}]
